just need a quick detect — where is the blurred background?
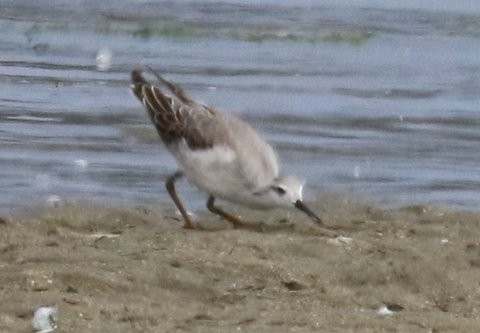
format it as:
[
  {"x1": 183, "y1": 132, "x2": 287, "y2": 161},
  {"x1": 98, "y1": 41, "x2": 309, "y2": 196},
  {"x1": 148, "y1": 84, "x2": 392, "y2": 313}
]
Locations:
[{"x1": 1, "y1": 0, "x2": 480, "y2": 212}]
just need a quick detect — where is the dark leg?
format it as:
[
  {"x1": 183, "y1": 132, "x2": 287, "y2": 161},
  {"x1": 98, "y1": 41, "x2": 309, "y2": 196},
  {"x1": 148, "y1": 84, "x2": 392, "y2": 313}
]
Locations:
[
  {"x1": 206, "y1": 196, "x2": 246, "y2": 228},
  {"x1": 166, "y1": 171, "x2": 194, "y2": 229}
]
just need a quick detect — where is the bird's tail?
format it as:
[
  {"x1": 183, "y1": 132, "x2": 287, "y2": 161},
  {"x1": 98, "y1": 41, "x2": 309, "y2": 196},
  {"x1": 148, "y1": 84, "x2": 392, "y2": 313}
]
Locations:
[
  {"x1": 130, "y1": 69, "x2": 148, "y2": 101},
  {"x1": 130, "y1": 68, "x2": 189, "y2": 144},
  {"x1": 131, "y1": 67, "x2": 193, "y2": 105},
  {"x1": 130, "y1": 69, "x2": 172, "y2": 125}
]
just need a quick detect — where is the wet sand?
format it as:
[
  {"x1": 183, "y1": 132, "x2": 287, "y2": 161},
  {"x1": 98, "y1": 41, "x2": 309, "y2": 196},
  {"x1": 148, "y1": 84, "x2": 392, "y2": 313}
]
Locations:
[{"x1": 1, "y1": 196, "x2": 480, "y2": 332}]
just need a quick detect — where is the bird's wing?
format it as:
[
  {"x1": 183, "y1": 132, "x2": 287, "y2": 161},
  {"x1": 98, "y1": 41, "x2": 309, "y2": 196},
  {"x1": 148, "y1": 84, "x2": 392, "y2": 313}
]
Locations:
[{"x1": 131, "y1": 70, "x2": 229, "y2": 150}]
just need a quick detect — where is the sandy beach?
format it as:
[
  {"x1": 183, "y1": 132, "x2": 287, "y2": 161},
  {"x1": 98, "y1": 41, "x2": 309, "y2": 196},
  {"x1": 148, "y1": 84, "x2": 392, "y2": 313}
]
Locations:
[
  {"x1": 2, "y1": 2, "x2": 480, "y2": 332},
  {"x1": 1, "y1": 196, "x2": 480, "y2": 332}
]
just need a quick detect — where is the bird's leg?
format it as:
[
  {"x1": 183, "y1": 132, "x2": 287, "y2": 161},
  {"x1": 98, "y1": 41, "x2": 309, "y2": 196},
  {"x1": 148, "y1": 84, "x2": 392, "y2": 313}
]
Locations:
[
  {"x1": 166, "y1": 171, "x2": 195, "y2": 229},
  {"x1": 206, "y1": 196, "x2": 246, "y2": 228}
]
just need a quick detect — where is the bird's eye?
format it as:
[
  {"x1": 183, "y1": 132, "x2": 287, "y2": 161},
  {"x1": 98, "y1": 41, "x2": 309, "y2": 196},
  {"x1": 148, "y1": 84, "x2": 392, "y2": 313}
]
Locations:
[{"x1": 273, "y1": 186, "x2": 286, "y2": 195}]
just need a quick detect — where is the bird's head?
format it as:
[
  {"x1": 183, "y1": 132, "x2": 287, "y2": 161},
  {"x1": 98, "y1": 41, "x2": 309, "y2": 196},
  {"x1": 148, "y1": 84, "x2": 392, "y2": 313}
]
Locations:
[{"x1": 255, "y1": 175, "x2": 323, "y2": 225}]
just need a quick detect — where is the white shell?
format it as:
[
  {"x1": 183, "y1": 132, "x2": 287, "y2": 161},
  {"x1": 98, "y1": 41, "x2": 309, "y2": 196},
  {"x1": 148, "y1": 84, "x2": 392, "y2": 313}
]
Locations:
[
  {"x1": 377, "y1": 305, "x2": 394, "y2": 316},
  {"x1": 96, "y1": 48, "x2": 112, "y2": 71},
  {"x1": 327, "y1": 236, "x2": 353, "y2": 246},
  {"x1": 46, "y1": 195, "x2": 61, "y2": 208},
  {"x1": 32, "y1": 306, "x2": 57, "y2": 333}
]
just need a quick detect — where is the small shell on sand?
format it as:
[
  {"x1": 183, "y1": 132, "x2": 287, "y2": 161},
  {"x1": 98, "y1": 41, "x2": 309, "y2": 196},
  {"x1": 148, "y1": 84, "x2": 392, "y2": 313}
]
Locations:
[
  {"x1": 46, "y1": 195, "x2": 61, "y2": 208},
  {"x1": 377, "y1": 305, "x2": 394, "y2": 316},
  {"x1": 32, "y1": 306, "x2": 57, "y2": 333},
  {"x1": 327, "y1": 236, "x2": 353, "y2": 246}
]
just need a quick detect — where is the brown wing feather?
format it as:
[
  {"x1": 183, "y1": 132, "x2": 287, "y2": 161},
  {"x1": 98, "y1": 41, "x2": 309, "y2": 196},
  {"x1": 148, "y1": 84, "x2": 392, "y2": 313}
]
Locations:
[
  {"x1": 145, "y1": 65, "x2": 194, "y2": 105},
  {"x1": 131, "y1": 70, "x2": 220, "y2": 150}
]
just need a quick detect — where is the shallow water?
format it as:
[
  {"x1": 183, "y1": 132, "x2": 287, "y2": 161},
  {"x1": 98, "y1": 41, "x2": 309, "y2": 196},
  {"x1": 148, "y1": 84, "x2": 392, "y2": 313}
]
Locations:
[{"x1": 1, "y1": 0, "x2": 480, "y2": 212}]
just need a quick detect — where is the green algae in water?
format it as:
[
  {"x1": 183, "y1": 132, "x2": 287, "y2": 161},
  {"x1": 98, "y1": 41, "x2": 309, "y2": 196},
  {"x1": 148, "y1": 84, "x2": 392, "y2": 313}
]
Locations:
[
  {"x1": 234, "y1": 28, "x2": 375, "y2": 44},
  {"x1": 133, "y1": 26, "x2": 154, "y2": 39},
  {"x1": 322, "y1": 30, "x2": 375, "y2": 45},
  {"x1": 21, "y1": 18, "x2": 376, "y2": 45},
  {"x1": 133, "y1": 22, "x2": 201, "y2": 40}
]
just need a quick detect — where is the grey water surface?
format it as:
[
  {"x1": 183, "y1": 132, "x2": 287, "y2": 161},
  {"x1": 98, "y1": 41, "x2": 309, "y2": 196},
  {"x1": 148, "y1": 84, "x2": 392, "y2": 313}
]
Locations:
[{"x1": 1, "y1": 0, "x2": 480, "y2": 212}]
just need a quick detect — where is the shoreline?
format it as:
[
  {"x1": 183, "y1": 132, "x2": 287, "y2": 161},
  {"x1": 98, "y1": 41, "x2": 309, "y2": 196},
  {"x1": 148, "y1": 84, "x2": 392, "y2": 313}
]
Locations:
[{"x1": 1, "y1": 199, "x2": 480, "y2": 332}]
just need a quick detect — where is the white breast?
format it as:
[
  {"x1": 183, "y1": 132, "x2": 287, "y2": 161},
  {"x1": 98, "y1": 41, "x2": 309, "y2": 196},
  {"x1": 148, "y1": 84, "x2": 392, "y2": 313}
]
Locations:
[{"x1": 169, "y1": 140, "x2": 246, "y2": 200}]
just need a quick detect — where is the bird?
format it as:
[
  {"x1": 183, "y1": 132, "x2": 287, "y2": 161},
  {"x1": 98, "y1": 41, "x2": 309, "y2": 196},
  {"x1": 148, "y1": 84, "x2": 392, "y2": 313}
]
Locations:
[{"x1": 130, "y1": 68, "x2": 323, "y2": 229}]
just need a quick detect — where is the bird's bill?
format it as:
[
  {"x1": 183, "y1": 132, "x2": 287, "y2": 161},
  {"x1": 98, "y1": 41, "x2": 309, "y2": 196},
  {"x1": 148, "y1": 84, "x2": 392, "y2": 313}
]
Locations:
[{"x1": 294, "y1": 200, "x2": 323, "y2": 225}]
